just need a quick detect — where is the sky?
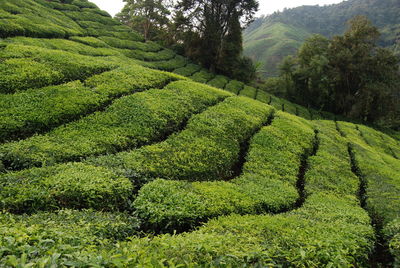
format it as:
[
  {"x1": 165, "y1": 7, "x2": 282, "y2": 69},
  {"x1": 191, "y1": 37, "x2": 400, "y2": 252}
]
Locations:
[{"x1": 90, "y1": 0, "x2": 345, "y2": 17}]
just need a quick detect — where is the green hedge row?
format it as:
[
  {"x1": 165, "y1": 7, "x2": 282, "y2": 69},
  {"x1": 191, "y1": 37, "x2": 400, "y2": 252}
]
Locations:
[
  {"x1": 133, "y1": 112, "x2": 316, "y2": 232},
  {"x1": 239, "y1": 85, "x2": 257, "y2": 99},
  {"x1": 0, "y1": 195, "x2": 373, "y2": 267},
  {"x1": 139, "y1": 55, "x2": 188, "y2": 71},
  {"x1": 0, "y1": 117, "x2": 374, "y2": 266},
  {"x1": 338, "y1": 121, "x2": 400, "y2": 264},
  {"x1": 5, "y1": 37, "x2": 120, "y2": 56},
  {"x1": 356, "y1": 124, "x2": 400, "y2": 158},
  {"x1": 0, "y1": 0, "x2": 84, "y2": 38},
  {"x1": 120, "y1": 48, "x2": 176, "y2": 62},
  {"x1": 190, "y1": 69, "x2": 215, "y2": 83},
  {"x1": 0, "y1": 44, "x2": 118, "y2": 93},
  {"x1": 0, "y1": 64, "x2": 180, "y2": 142},
  {"x1": 225, "y1": 79, "x2": 244, "y2": 94},
  {"x1": 338, "y1": 121, "x2": 400, "y2": 227},
  {"x1": 98, "y1": 36, "x2": 161, "y2": 51},
  {"x1": 63, "y1": 11, "x2": 119, "y2": 27},
  {"x1": 0, "y1": 162, "x2": 133, "y2": 213},
  {"x1": 207, "y1": 75, "x2": 229, "y2": 89},
  {"x1": 305, "y1": 121, "x2": 359, "y2": 197},
  {"x1": 119, "y1": 118, "x2": 373, "y2": 266},
  {"x1": 255, "y1": 90, "x2": 272, "y2": 104},
  {"x1": 0, "y1": 209, "x2": 139, "y2": 267},
  {"x1": 173, "y1": 63, "x2": 202, "y2": 76},
  {"x1": 383, "y1": 218, "x2": 400, "y2": 266},
  {"x1": 68, "y1": 36, "x2": 109, "y2": 47},
  {"x1": 87, "y1": 96, "x2": 271, "y2": 184},
  {"x1": 0, "y1": 80, "x2": 229, "y2": 170}
]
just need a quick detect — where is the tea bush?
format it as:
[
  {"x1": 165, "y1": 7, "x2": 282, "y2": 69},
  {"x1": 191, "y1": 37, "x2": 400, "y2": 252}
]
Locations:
[
  {"x1": 87, "y1": 96, "x2": 270, "y2": 184},
  {"x1": 173, "y1": 63, "x2": 202, "y2": 76},
  {"x1": 0, "y1": 44, "x2": 117, "y2": 93},
  {"x1": 190, "y1": 69, "x2": 215, "y2": 83},
  {"x1": 239, "y1": 85, "x2": 257, "y2": 99},
  {"x1": 0, "y1": 80, "x2": 229, "y2": 169},
  {"x1": 225, "y1": 79, "x2": 244, "y2": 94},
  {"x1": 207, "y1": 75, "x2": 229, "y2": 89},
  {"x1": 0, "y1": 162, "x2": 133, "y2": 213},
  {"x1": 133, "y1": 112, "x2": 317, "y2": 232}
]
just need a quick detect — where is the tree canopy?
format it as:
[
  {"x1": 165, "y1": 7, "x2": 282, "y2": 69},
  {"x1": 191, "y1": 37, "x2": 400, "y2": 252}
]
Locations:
[
  {"x1": 280, "y1": 16, "x2": 400, "y2": 128},
  {"x1": 174, "y1": 0, "x2": 258, "y2": 81}
]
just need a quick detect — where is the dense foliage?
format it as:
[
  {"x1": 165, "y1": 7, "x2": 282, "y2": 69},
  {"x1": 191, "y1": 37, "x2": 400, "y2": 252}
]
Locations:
[
  {"x1": 1, "y1": 0, "x2": 400, "y2": 266},
  {"x1": 280, "y1": 16, "x2": 400, "y2": 128}
]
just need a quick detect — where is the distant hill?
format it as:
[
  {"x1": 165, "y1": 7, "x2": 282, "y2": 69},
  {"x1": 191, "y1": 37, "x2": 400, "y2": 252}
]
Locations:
[{"x1": 244, "y1": 0, "x2": 400, "y2": 77}]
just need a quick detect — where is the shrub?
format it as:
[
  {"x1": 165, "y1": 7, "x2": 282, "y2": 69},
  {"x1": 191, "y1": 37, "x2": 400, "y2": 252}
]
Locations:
[
  {"x1": 0, "y1": 64, "x2": 179, "y2": 143},
  {"x1": 383, "y1": 219, "x2": 400, "y2": 266},
  {"x1": 120, "y1": 48, "x2": 175, "y2": 61},
  {"x1": 133, "y1": 112, "x2": 317, "y2": 232},
  {"x1": 0, "y1": 162, "x2": 133, "y2": 213},
  {"x1": 84, "y1": 64, "x2": 182, "y2": 97},
  {"x1": 173, "y1": 63, "x2": 202, "y2": 77},
  {"x1": 338, "y1": 121, "x2": 400, "y2": 227},
  {"x1": 190, "y1": 69, "x2": 215, "y2": 83},
  {"x1": 239, "y1": 85, "x2": 257, "y2": 99},
  {"x1": 0, "y1": 80, "x2": 229, "y2": 170},
  {"x1": 87, "y1": 96, "x2": 270, "y2": 184},
  {"x1": 0, "y1": 0, "x2": 84, "y2": 38},
  {"x1": 256, "y1": 90, "x2": 273, "y2": 104},
  {"x1": 0, "y1": 209, "x2": 139, "y2": 267},
  {"x1": 0, "y1": 44, "x2": 118, "y2": 93},
  {"x1": 225, "y1": 79, "x2": 244, "y2": 94},
  {"x1": 6, "y1": 37, "x2": 120, "y2": 56},
  {"x1": 207, "y1": 75, "x2": 229, "y2": 89},
  {"x1": 0, "y1": 81, "x2": 105, "y2": 143},
  {"x1": 140, "y1": 55, "x2": 188, "y2": 71},
  {"x1": 69, "y1": 36, "x2": 110, "y2": 47},
  {"x1": 98, "y1": 36, "x2": 161, "y2": 51}
]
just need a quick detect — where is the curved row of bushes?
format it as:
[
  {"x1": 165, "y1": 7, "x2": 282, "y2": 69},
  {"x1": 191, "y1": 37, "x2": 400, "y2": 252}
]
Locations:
[
  {"x1": 0, "y1": 64, "x2": 181, "y2": 142},
  {"x1": 338, "y1": 121, "x2": 400, "y2": 264},
  {"x1": 87, "y1": 96, "x2": 272, "y2": 183},
  {"x1": 0, "y1": 118, "x2": 375, "y2": 266},
  {"x1": 0, "y1": 44, "x2": 118, "y2": 93},
  {"x1": 0, "y1": 80, "x2": 231, "y2": 170},
  {"x1": 133, "y1": 112, "x2": 315, "y2": 232},
  {"x1": 102, "y1": 119, "x2": 372, "y2": 267}
]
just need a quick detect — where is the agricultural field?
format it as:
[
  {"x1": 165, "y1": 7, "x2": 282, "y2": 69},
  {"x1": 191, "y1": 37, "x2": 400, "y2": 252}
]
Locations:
[{"x1": 0, "y1": 0, "x2": 399, "y2": 267}]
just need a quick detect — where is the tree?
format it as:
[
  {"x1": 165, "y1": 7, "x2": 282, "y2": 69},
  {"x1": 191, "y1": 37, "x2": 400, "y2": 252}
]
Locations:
[
  {"x1": 174, "y1": 0, "x2": 259, "y2": 81},
  {"x1": 116, "y1": 0, "x2": 172, "y2": 41},
  {"x1": 281, "y1": 16, "x2": 400, "y2": 128}
]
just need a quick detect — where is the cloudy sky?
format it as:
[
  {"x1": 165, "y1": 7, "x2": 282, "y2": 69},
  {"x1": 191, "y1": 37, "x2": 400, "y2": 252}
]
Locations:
[{"x1": 90, "y1": 0, "x2": 345, "y2": 17}]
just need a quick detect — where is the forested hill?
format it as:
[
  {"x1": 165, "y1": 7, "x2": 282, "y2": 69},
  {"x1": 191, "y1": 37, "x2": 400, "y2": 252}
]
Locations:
[{"x1": 244, "y1": 0, "x2": 400, "y2": 77}]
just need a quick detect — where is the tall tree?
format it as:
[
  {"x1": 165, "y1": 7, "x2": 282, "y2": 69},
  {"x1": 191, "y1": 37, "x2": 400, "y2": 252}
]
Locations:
[
  {"x1": 116, "y1": 0, "x2": 172, "y2": 41},
  {"x1": 175, "y1": 0, "x2": 259, "y2": 81},
  {"x1": 280, "y1": 16, "x2": 400, "y2": 128}
]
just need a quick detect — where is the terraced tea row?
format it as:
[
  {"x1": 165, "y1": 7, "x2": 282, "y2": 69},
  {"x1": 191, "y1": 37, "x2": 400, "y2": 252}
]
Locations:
[
  {"x1": 0, "y1": 118, "x2": 376, "y2": 266},
  {"x1": 133, "y1": 112, "x2": 314, "y2": 232},
  {"x1": 0, "y1": 95, "x2": 270, "y2": 214},
  {"x1": 87, "y1": 96, "x2": 272, "y2": 183},
  {"x1": 0, "y1": 0, "x2": 142, "y2": 41},
  {"x1": 0, "y1": 64, "x2": 180, "y2": 143},
  {"x1": 0, "y1": 81, "x2": 231, "y2": 171},
  {"x1": 338, "y1": 121, "x2": 400, "y2": 264},
  {"x1": 96, "y1": 119, "x2": 373, "y2": 266}
]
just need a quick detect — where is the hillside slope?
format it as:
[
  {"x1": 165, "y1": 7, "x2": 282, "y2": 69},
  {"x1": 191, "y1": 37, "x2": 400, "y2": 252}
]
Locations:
[
  {"x1": 244, "y1": 0, "x2": 400, "y2": 77},
  {"x1": 0, "y1": 0, "x2": 400, "y2": 266}
]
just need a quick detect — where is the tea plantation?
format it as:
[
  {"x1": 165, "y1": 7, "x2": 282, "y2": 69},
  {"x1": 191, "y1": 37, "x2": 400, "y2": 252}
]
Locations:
[{"x1": 0, "y1": 0, "x2": 399, "y2": 267}]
